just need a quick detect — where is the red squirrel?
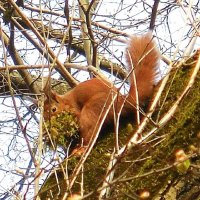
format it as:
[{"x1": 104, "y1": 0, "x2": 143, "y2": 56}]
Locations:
[{"x1": 43, "y1": 32, "x2": 160, "y2": 151}]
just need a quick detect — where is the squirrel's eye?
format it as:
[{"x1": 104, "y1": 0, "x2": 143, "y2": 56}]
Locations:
[{"x1": 51, "y1": 106, "x2": 57, "y2": 113}]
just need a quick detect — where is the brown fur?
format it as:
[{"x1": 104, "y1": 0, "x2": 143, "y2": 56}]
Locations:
[{"x1": 43, "y1": 33, "x2": 160, "y2": 148}]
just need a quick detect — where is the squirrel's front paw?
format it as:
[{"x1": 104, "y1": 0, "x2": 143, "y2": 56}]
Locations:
[{"x1": 71, "y1": 146, "x2": 87, "y2": 156}]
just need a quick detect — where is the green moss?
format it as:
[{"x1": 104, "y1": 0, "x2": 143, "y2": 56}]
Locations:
[{"x1": 44, "y1": 111, "x2": 79, "y2": 148}]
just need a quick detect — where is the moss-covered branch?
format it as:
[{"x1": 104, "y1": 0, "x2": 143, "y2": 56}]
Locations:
[{"x1": 39, "y1": 49, "x2": 200, "y2": 199}]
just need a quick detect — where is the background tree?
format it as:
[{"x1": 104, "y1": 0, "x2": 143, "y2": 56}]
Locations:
[{"x1": 0, "y1": 0, "x2": 199, "y2": 199}]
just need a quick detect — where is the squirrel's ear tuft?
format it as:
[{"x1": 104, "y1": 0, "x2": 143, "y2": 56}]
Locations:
[
  {"x1": 44, "y1": 90, "x2": 60, "y2": 103},
  {"x1": 51, "y1": 91, "x2": 60, "y2": 103},
  {"x1": 43, "y1": 77, "x2": 59, "y2": 103}
]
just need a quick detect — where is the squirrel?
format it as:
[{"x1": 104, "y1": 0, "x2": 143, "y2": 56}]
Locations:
[{"x1": 43, "y1": 32, "x2": 160, "y2": 153}]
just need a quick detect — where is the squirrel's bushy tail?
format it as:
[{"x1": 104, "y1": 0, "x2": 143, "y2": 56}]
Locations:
[{"x1": 126, "y1": 32, "x2": 160, "y2": 104}]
